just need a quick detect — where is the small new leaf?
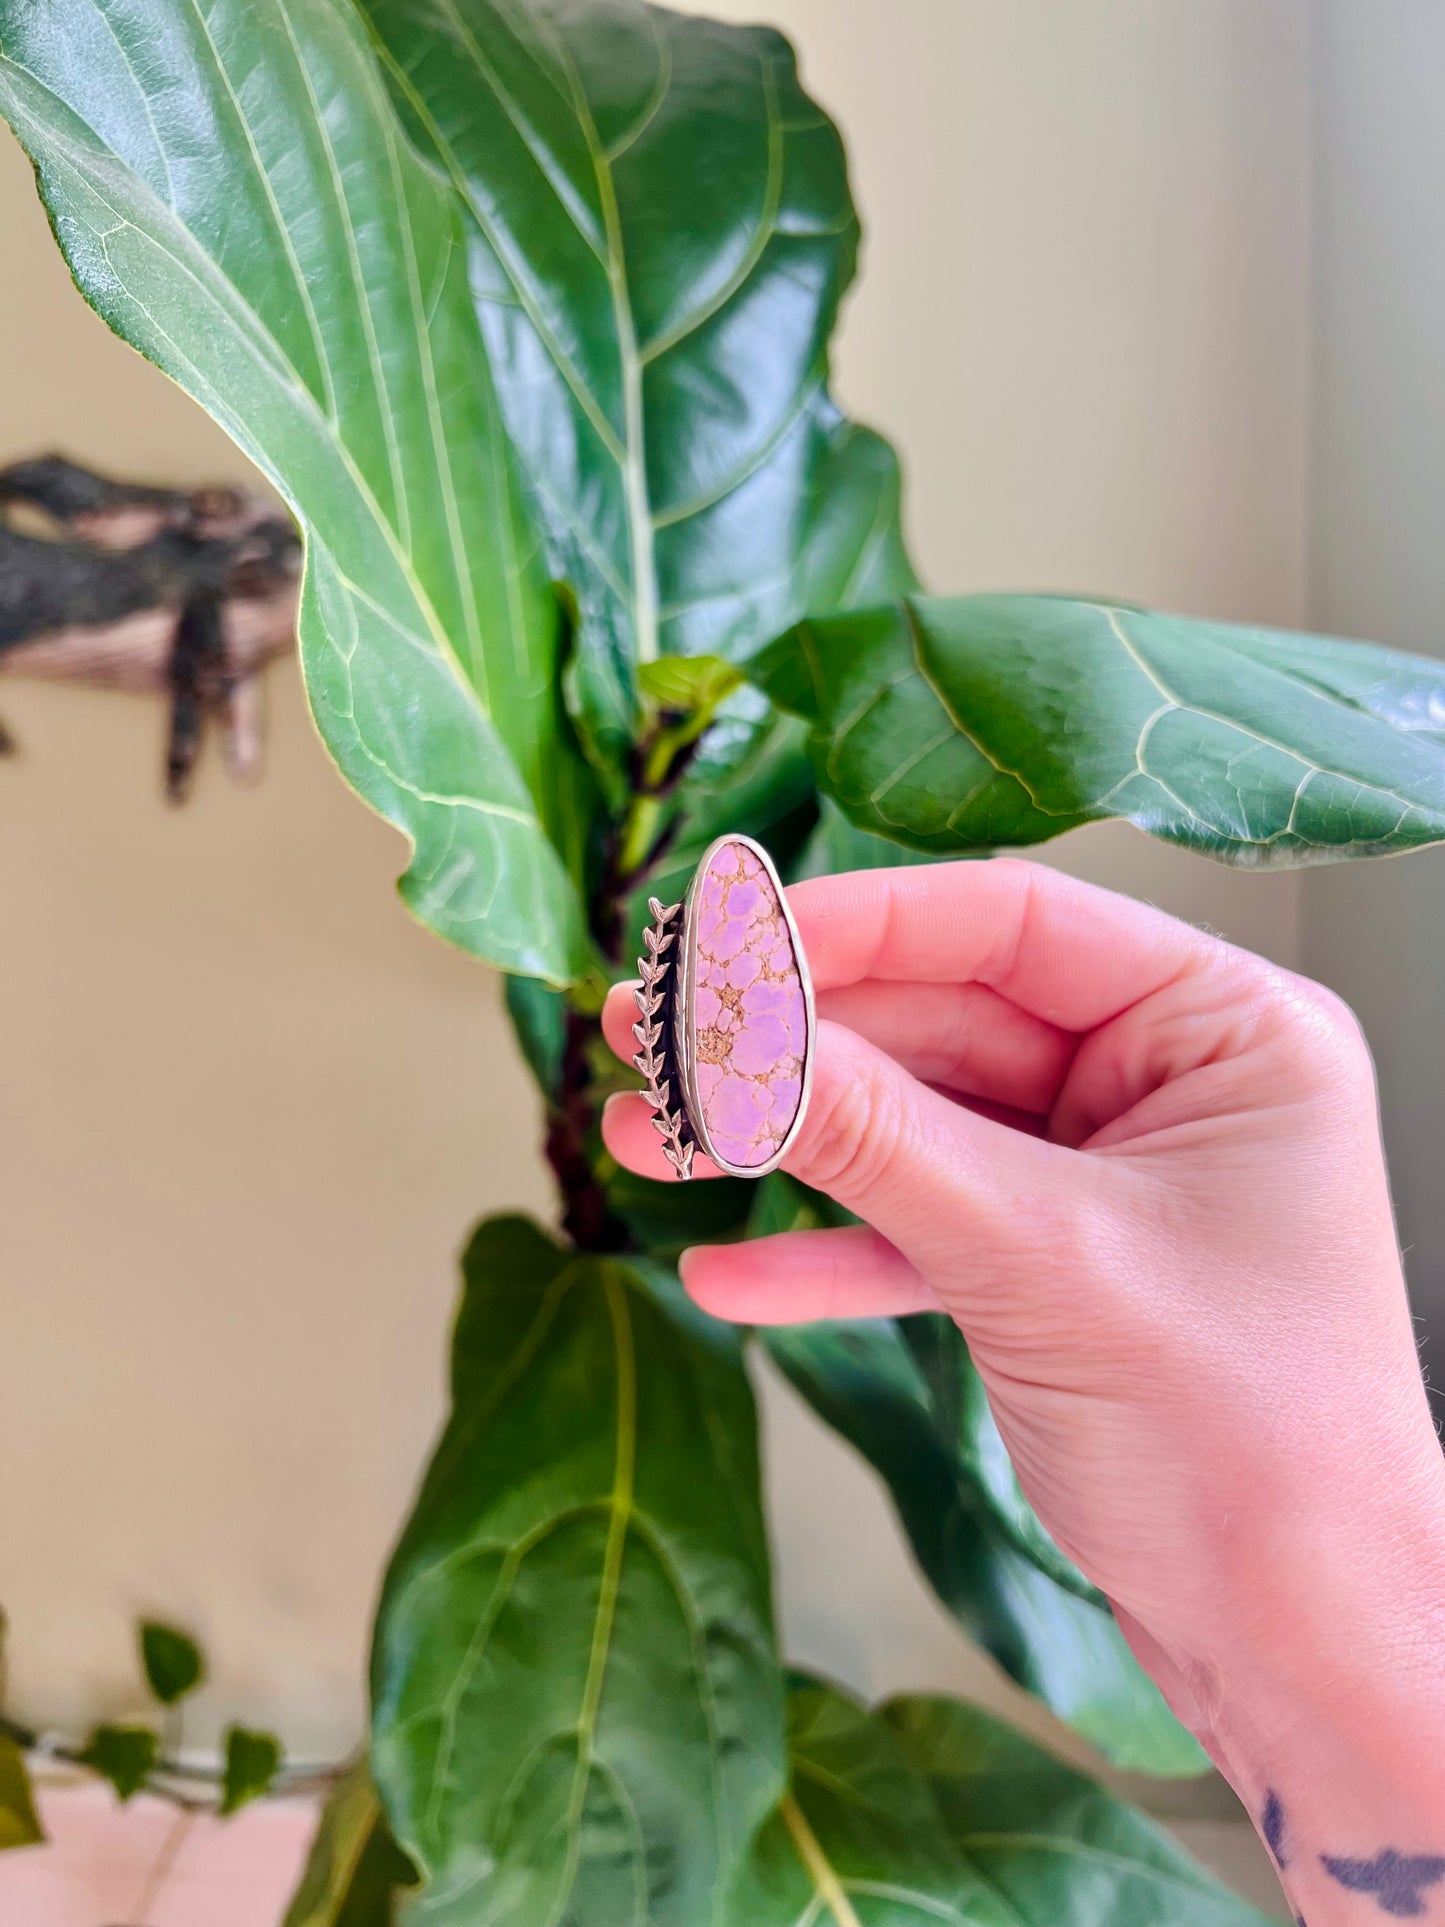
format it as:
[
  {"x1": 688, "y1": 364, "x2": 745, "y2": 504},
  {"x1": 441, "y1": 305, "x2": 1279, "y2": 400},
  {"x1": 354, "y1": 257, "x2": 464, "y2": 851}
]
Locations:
[
  {"x1": 221, "y1": 1726, "x2": 283, "y2": 1818},
  {"x1": 139, "y1": 1621, "x2": 204, "y2": 1707},
  {"x1": 0, "y1": 1738, "x2": 42, "y2": 1851},
  {"x1": 81, "y1": 1724, "x2": 158, "y2": 1803},
  {"x1": 639, "y1": 656, "x2": 745, "y2": 716}
]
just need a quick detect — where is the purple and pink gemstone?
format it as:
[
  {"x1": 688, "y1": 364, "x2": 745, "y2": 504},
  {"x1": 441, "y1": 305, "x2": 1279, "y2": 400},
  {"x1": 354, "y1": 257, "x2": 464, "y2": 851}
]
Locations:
[{"x1": 688, "y1": 840, "x2": 808, "y2": 1169}]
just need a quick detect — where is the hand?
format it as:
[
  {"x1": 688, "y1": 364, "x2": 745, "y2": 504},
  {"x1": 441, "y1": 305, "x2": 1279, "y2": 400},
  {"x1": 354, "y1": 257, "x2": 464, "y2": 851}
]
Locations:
[{"x1": 602, "y1": 857, "x2": 1445, "y2": 1919}]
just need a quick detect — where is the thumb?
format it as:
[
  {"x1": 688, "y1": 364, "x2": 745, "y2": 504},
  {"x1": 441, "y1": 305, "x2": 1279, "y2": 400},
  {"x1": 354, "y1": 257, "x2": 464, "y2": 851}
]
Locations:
[{"x1": 787, "y1": 1018, "x2": 1065, "y2": 1279}]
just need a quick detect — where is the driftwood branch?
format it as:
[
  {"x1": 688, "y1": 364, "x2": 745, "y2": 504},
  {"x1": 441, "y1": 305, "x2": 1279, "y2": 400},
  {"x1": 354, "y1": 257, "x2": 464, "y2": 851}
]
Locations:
[{"x1": 0, "y1": 455, "x2": 300, "y2": 797}]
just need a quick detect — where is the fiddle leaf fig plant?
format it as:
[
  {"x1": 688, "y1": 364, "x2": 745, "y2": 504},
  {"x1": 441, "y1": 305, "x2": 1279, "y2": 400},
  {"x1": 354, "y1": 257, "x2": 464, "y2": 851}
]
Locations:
[{"x1": 5, "y1": 0, "x2": 1445, "y2": 1919}]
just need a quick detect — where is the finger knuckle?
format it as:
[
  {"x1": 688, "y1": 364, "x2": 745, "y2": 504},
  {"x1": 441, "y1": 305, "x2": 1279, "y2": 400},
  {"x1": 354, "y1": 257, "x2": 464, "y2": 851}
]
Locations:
[
  {"x1": 805, "y1": 1065, "x2": 910, "y2": 1203},
  {"x1": 1245, "y1": 964, "x2": 1373, "y2": 1080}
]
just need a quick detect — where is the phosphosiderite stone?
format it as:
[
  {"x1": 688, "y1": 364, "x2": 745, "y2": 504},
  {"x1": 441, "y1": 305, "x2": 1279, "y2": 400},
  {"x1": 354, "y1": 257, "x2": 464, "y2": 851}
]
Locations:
[{"x1": 690, "y1": 840, "x2": 807, "y2": 1169}]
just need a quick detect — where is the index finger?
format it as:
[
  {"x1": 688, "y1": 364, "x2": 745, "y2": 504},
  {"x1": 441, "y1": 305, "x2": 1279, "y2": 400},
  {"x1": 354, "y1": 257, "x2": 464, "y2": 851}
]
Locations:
[{"x1": 788, "y1": 857, "x2": 1220, "y2": 1032}]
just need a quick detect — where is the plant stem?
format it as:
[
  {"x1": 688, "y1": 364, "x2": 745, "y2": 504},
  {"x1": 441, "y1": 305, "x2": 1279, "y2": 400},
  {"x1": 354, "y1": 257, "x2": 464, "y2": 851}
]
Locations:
[
  {"x1": 0, "y1": 1711, "x2": 337, "y2": 1807},
  {"x1": 542, "y1": 716, "x2": 700, "y2": 1253},
  {"x1": 128, "y1": 1803, "x2": 193, "y2": 1924},
  {"x1": 545, "y1": 1003, "x2": 628, "y2": 1253}
]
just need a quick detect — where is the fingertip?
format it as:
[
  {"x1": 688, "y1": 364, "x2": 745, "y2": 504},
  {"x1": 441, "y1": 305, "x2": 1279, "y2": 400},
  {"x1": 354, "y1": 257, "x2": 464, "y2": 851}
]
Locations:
[
  {"x1": 677, "y1": 1242, "x2": 740, "y2": 1321},
  {"x1": 679, "y1": 1226, "x2": 938, "y2": 1325},
  {"x1": 602, "y1": 981, "x2": 643, "y2": 1063},
  {"x1": 677, "y1": 1243, "x2": 716, "y2": 1311}
]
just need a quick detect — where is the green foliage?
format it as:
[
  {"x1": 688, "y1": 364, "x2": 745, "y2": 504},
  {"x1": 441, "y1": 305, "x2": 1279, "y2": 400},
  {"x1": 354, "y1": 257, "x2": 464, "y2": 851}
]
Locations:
[
  {"x1": 221, "y1": 1725, "x2": 284, "y2": 1817},
  {"x1": 81, "y1": 1724, "x2": 159, "y2": 1803},
  {"x1": 370, "y1": 1216, "x2": 784, "y2": 1923},
  {"x1": 283, "y1": 1762, "x2": 418, "y2": 1927},
  {"x1": 755, "y1": 594, "x2": 1445, "y2": 863},
  {"x1": 139, "y1": 1621, "x2": 204, "y2": 1707},
  {"x1": 0, "y1": 0, "x2": 597, "y2": 983},
  {"x1": 360, "y1": 0, "x2": 912, "y2": 790},
  {"x1": 725, "y1": 1682, "x2": 1273, "y2": 1924},
  {"x1": 638, "y1": 655, "x2": 746, "y2": 715},
  {"x1": 0, "y1": 1738, "x2": 41, "y2": 1852},
  {"x1": 792, "y1": 793, "x2": 941, "y2": 881}
]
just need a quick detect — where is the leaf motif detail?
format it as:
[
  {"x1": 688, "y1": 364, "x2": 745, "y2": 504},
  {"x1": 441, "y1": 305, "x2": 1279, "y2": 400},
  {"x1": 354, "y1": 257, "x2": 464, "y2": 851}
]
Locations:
[{"x1": 634, "y1": 896, "x2": 693, "y2": 1179}]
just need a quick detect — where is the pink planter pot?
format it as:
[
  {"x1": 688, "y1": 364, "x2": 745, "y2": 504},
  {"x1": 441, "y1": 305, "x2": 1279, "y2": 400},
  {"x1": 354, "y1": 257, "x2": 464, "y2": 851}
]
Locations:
[{"x1": 0, "y1": 1781, "x2": 318, "y2": 1926}]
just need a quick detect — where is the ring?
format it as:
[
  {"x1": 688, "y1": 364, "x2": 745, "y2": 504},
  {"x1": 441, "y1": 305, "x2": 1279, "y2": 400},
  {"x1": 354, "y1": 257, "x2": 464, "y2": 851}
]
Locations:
[{"x1": 633, "y1": 834, "x2": 815, "y2": 1181}]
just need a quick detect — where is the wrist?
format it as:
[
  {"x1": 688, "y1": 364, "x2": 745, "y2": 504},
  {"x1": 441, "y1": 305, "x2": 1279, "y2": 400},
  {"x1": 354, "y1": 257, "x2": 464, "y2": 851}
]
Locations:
[{"x1": 1191, "y1": 1447, "x2": 1445, "y2": 1916}]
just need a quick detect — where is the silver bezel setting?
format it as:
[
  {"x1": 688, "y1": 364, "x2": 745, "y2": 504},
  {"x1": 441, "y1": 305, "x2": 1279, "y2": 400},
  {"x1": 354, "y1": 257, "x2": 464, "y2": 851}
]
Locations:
[{"x1": 670, "y1": 832, "x2": 815, "y2": 1181}]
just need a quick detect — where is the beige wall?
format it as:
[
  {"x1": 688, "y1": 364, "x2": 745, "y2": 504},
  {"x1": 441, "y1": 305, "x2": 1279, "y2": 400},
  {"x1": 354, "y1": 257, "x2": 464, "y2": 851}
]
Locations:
[
  {"x1": 0, "y1": 1, "x2": 1307, "y2": 1886},
  {"x1": 1303, "y1": 1, "x2": 1445, "y2": 1355}
]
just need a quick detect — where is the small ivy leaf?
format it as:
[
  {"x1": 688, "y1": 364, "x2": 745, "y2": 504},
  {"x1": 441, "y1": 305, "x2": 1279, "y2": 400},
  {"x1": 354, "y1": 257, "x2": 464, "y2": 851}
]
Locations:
[
  {"x1": 221, "y1": 1726, "x2": 282, "y2": 1818},
  {"x1": 139, "y1": 1621, "x2": 204, "y2": 1707},
  {"x1": 81, "y1": 1725, "x2": 158, "y2": 1803},
  {"x1": 0, "y1": 1738, "x2": 42, "y2": 1851}
]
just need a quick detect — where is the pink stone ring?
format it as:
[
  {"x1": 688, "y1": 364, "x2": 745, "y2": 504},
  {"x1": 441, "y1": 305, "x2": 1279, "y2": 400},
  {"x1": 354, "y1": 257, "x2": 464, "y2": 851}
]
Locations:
[{"x1": 633, "y1": 833, "x2": 814, "y2": 1181}]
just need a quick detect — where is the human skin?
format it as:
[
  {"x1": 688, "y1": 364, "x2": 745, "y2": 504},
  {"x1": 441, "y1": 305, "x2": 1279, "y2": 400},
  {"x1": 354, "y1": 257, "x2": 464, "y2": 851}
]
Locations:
[{"x1": 601, "y1": 857, "x2": 1445, "y2": 1924}]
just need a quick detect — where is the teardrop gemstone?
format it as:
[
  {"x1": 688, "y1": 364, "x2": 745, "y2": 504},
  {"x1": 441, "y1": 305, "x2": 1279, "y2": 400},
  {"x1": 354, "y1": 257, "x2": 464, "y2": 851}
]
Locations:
[{"x1": 688, "y1": 839, "x2": 808, "y2": 1170}]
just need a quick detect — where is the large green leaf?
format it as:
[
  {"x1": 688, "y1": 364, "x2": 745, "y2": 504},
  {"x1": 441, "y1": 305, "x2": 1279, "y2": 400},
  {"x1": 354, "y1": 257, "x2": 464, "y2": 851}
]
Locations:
[
  {"x1": 370, "y1": 1215, "x2": 785, "y2": 1924},
  {"x1": 791, "y1": 794, "x2": 940, "y2": 881},
  {"x1": 283, "y1": 1762, "x2": 418, "y2": 1927},
  {"x1": 725, "y1": 1683, "x2": 1272, "y2": 1925},
  {"x1": 0, "y1": 0, "x2": 595, "y2": 982},
  {"x1": 753, "y1": 593, "x2": 1445, "y2": 864},
  {"x1": 361, "y1": 0, "x2": 913, "y2": 782}
]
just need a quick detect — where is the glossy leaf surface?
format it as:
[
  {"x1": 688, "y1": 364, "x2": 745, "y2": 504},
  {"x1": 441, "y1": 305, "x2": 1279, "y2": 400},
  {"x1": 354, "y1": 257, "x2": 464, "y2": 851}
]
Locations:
[
  {"x1": 364, "y1": 0, "x2": 913, "y2": 781},
  {"x1": 755, "y1": 593, "x2": 1445, "y2": 863},
  {"x1": 282, "y1": 1761, "x2": 417, "y2": 1927},
  {"x1": 371, "y1": 1216, "x2": 784, "y2": 1923},
  {"x1": 0, "y1": 0, "x2": 594, "y2": 982},
  {"x1": 726, "y1": 1684, "x2": 1272, "y2": 1925},
  {"x1": 139, "y1": 1621, "x2": 204, "y2": 1707},
  {"x1": 762, "y1": 1304, "x2": 1205, "y2": 1775}
]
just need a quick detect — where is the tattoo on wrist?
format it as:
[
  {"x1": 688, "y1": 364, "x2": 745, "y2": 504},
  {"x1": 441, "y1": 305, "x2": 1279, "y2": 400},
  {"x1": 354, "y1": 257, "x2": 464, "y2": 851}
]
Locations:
[
  {"x1": 1264, "y1": 1790, "x2": 1289, "y2": 1868},
  {"x1": 1262, "y1": 1793, "x2": 1445, "y2": 1919},
  {"x1": 1321, "y1": 1851, "x2": 1445, "y2": 1918}
]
